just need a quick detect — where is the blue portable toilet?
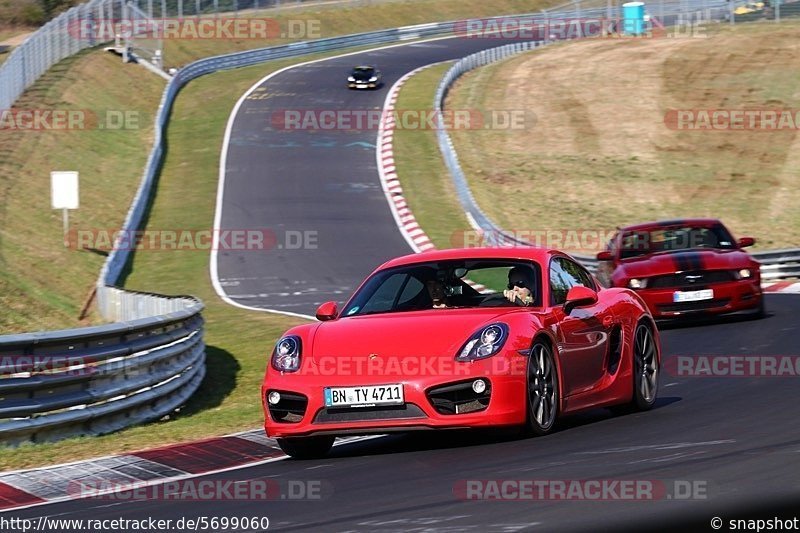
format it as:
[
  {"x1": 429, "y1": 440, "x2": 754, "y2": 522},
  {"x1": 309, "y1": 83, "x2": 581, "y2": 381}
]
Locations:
[{"x1": 623, "y1": 2, "x2": 646, "y2": 35}]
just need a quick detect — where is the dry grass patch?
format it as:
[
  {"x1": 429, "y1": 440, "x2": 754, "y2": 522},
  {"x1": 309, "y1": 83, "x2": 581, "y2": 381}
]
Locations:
[{"x1": 447, "y1": 22, "x2": 800, "y2": 250}]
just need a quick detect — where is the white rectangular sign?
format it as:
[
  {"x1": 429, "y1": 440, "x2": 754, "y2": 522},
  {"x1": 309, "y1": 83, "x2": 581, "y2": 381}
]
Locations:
[{"x1": 51, "y1": 171, "x2": 79, "y2": 209}]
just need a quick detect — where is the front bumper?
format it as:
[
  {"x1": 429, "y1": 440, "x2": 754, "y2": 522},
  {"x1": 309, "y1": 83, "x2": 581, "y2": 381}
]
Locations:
[
  {"x1": 262, "y1": 356, "x2": 527, "y2": 438},
  {"x1": 348, "y1": 82, "x2": 378, "y2": 89},
  {"x1": 635, "y1": 279, "x2": 762, "y2": 319}
]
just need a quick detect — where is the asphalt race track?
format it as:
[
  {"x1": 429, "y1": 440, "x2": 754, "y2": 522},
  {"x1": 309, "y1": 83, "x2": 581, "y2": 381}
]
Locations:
[
  {"x1": 215, "y1": 36, "x2": 530, "y2": 316},
  {"x1": 8, "y1": 295, "x2": 800, "y2": 530},
  {"x1": 8, "y1": 31, "x2": 800, "y2": 530}
]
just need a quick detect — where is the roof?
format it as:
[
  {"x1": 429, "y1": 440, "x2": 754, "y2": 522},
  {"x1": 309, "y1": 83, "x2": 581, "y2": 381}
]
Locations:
[
  {"x1": 619, "y1": 218, "x2": 724, "y2": 232},
  {"x1": 377, "y1": 246, "x2": 561, "y2": 270}
]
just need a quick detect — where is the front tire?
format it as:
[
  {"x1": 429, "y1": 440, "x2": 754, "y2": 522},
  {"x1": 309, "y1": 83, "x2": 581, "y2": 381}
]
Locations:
[
  {"x1": 753, "y1": 293, "x2": 766, "y2": 319},
  {"x1": 525, "y1": 340, "x2": 559, "y2": 436},
  {"x1": 631, "y1": 322, "x2": 659, "y2": 411},
  {"x1": 277, "y1": 436, "x2": 334, "y2": 459}
]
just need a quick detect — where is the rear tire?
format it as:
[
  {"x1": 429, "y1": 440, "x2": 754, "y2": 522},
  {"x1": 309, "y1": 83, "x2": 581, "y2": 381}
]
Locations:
[
  {"x1": 525, "y1": 340, "x2": 559, "y2": 436},
  {"x1": 277, "y1": 436, "x2": 334, "y2": 459}
]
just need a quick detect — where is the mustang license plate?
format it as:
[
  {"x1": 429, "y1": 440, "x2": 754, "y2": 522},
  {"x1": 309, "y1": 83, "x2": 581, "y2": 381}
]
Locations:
[{"x1": 673, "y1": 289, "x2": 714, "y2": 303}]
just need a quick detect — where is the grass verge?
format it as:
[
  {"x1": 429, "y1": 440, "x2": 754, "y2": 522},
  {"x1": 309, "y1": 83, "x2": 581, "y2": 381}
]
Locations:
[
  {"x1": 390, "y1": 63, "x2": 472, "y2": 250},
  {"x1": 0, "y1": 52, "x2": 165, "y2": 332}
]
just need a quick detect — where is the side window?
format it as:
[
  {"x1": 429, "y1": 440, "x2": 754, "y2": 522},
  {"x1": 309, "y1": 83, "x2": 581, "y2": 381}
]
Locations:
[
  {"x1": 397, "y1": 275, "x2": 425, "y2": 307},
  {"x1": 608, "y1": 232, "x2": 619, "y2": 257},
  {"x1": 549, "y1": 257, "x2": 594, "y2": 305},
  {"x1": 560, "y1": 258, "x2": 595, "y2": 290},
  {"x1": 549, "y1": 260, "x2": 572, "y2": 306},
  {"x1": 360, "y1": 273, "x2": 407, "y2": 314}
]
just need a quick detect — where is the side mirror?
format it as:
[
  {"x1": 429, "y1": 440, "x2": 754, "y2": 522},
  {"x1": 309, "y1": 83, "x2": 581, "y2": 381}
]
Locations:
[
  {"x1": 315, "y1": 301, "x2": 338, "y2": 321},
  {"x1": 738, "y1": 237, "x2": 755, "y2": 248},
  {"x1": 596, "y1": 251, "x2": 613, "y2": 261},
  {"x1": 564, "y1": 285, "x2": 598, "y2": 315}
]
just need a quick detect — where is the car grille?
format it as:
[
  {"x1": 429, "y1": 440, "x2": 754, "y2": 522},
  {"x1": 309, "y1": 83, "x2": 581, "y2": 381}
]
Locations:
[
  {"x1": 648, "y1": 270, "x2": 734, "y2": 289},
  {"x1": 314, "y1": 404, "x2": 426, "y2": 424},
  {"x1": 657, "y1": 298, "x2": 731, "y2": 313},
  {"x1": 427, "y1": 380, "x2": 491, "y2": 415},
  {"x1": 267, "y1": 391, "x2": 308, "y2": 423}
]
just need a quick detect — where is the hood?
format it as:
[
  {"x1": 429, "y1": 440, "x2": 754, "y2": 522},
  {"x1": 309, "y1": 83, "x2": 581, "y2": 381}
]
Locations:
[
  {"x1": 310, "y1": 308, "x2": 513, "y2": 361},
  {"x1": 617, "y1": 249, "x2": 755, "y2": 279}
]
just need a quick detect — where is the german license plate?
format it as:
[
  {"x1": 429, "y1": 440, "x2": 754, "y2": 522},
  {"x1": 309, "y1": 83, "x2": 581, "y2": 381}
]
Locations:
[
  {"x1": 324, "y1": 384, "x2": 404, "y2": 408},
  {"x1": 673, "y1": 289, "x2": 714, "y2": 303}
]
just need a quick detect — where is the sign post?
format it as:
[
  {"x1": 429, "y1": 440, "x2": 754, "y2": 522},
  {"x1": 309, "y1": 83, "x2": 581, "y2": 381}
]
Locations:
[{"x1": 50, "y1": 171, "x2": 79, "y2": 247}]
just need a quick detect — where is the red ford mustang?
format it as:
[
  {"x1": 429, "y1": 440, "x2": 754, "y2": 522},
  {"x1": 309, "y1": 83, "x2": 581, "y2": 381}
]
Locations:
[
  {"x1": 595, "y1": 219, "x2": 764, "y2": 320},
  {"x1": 263, "y1": 247, "x2": 660, "y2": 458}
]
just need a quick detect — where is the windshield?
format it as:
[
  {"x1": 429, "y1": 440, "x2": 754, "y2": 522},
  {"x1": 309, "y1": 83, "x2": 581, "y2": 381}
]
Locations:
[
  {"x1": 619, "y1": 224, "x2": 736, "y2": 259},
  {"x1": 351, "y1": 67, "x2": 375, "y2": 80},
  {"x1": 342, "y1": 259, "x2": 541, "y2": 316}
]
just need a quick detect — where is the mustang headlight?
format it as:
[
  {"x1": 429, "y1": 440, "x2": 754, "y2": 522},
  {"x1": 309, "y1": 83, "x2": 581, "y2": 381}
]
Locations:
[
  {"x1": 271, "y1": 335, "x2": 301, "y2": 372},
  {"x1": 628, "y1": 278, "x2": 647, "y2": 289},
  {"x1": 735, "y1": 268, "x2": 752, "y2": 279},
  {"x1": 456, "y1": 323, "x2": 509, "y2": 361}
]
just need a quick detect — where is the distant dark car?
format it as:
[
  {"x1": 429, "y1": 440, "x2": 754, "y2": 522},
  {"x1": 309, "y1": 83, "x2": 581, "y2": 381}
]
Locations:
[
  {"x1": 347, "y1": 65, "x2": 382, "y2": 89},
  {"x1": 595, "y1": 218, "x2": 764, "y2": 320}
]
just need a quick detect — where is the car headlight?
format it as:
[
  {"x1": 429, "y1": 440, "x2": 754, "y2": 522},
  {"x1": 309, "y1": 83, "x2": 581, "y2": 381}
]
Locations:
[
  {"x1": 271, "y1": 335, "x2": 301, "y2": 372},
  {"x1": 347, "y1": 76, "x2": 355, "y2": 81},
  {"x1": 735, "y1": 268, "x2": 753, "y2": 279},
  {"x1": 456, "y1": 323, "x2": 509, "y2": 361},
  {"x1": 628, "y1": 278, "x2": 648, "y2": 289},
  {"x1": 369, "y1": 76, "x2": 378, "y2": 82}
]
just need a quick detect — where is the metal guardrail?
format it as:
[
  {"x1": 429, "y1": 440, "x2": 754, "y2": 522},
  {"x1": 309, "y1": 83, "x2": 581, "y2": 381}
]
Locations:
[
  {"x1": 433, "y1": 2, "x2": 800, "y2": 281},
  {"x1": 0, "y1": 294, "x2": 204, "y2": 445}
]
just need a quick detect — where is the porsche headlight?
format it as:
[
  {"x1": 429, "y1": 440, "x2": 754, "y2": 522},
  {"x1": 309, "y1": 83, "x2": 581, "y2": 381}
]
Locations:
[
  {"x1": 347, "y1": 76, "x2": 355, "y2": 81},
  {"x1": 271, "y1": 335, "x2": 301, "y2": 372},
  {"x1": 369, "y1": 76, "x2": 378, "y2": 82},
  {"x1": 456, "y1": 323, "x2": 509, "y2": 361},
  {"x1": 628, "y1": 278, "x2": 647, "y2": 289}
]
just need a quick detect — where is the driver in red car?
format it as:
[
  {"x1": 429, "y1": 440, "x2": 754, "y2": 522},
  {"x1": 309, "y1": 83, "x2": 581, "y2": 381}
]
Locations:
[
  {"x1": 426, "y1": 279, "x2": 449, "y2": 309},
  {"x1": 504, "y1": 266, "x2": 535, "y2": 306}
]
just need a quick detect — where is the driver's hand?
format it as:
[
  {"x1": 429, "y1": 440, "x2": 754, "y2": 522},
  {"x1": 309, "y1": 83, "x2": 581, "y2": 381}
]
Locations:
[{"x1": 503, "y1": 289, "x2": 518, "y2": 303}]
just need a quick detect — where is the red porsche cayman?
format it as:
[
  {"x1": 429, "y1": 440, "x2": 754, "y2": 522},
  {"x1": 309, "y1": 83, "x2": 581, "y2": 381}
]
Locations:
[
  {"x1": 595, "y1": 219, "x2": 764, "y2": 320},
  {"x1": 262, "y1": 247, "x2": 660, "y2": 458}
]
